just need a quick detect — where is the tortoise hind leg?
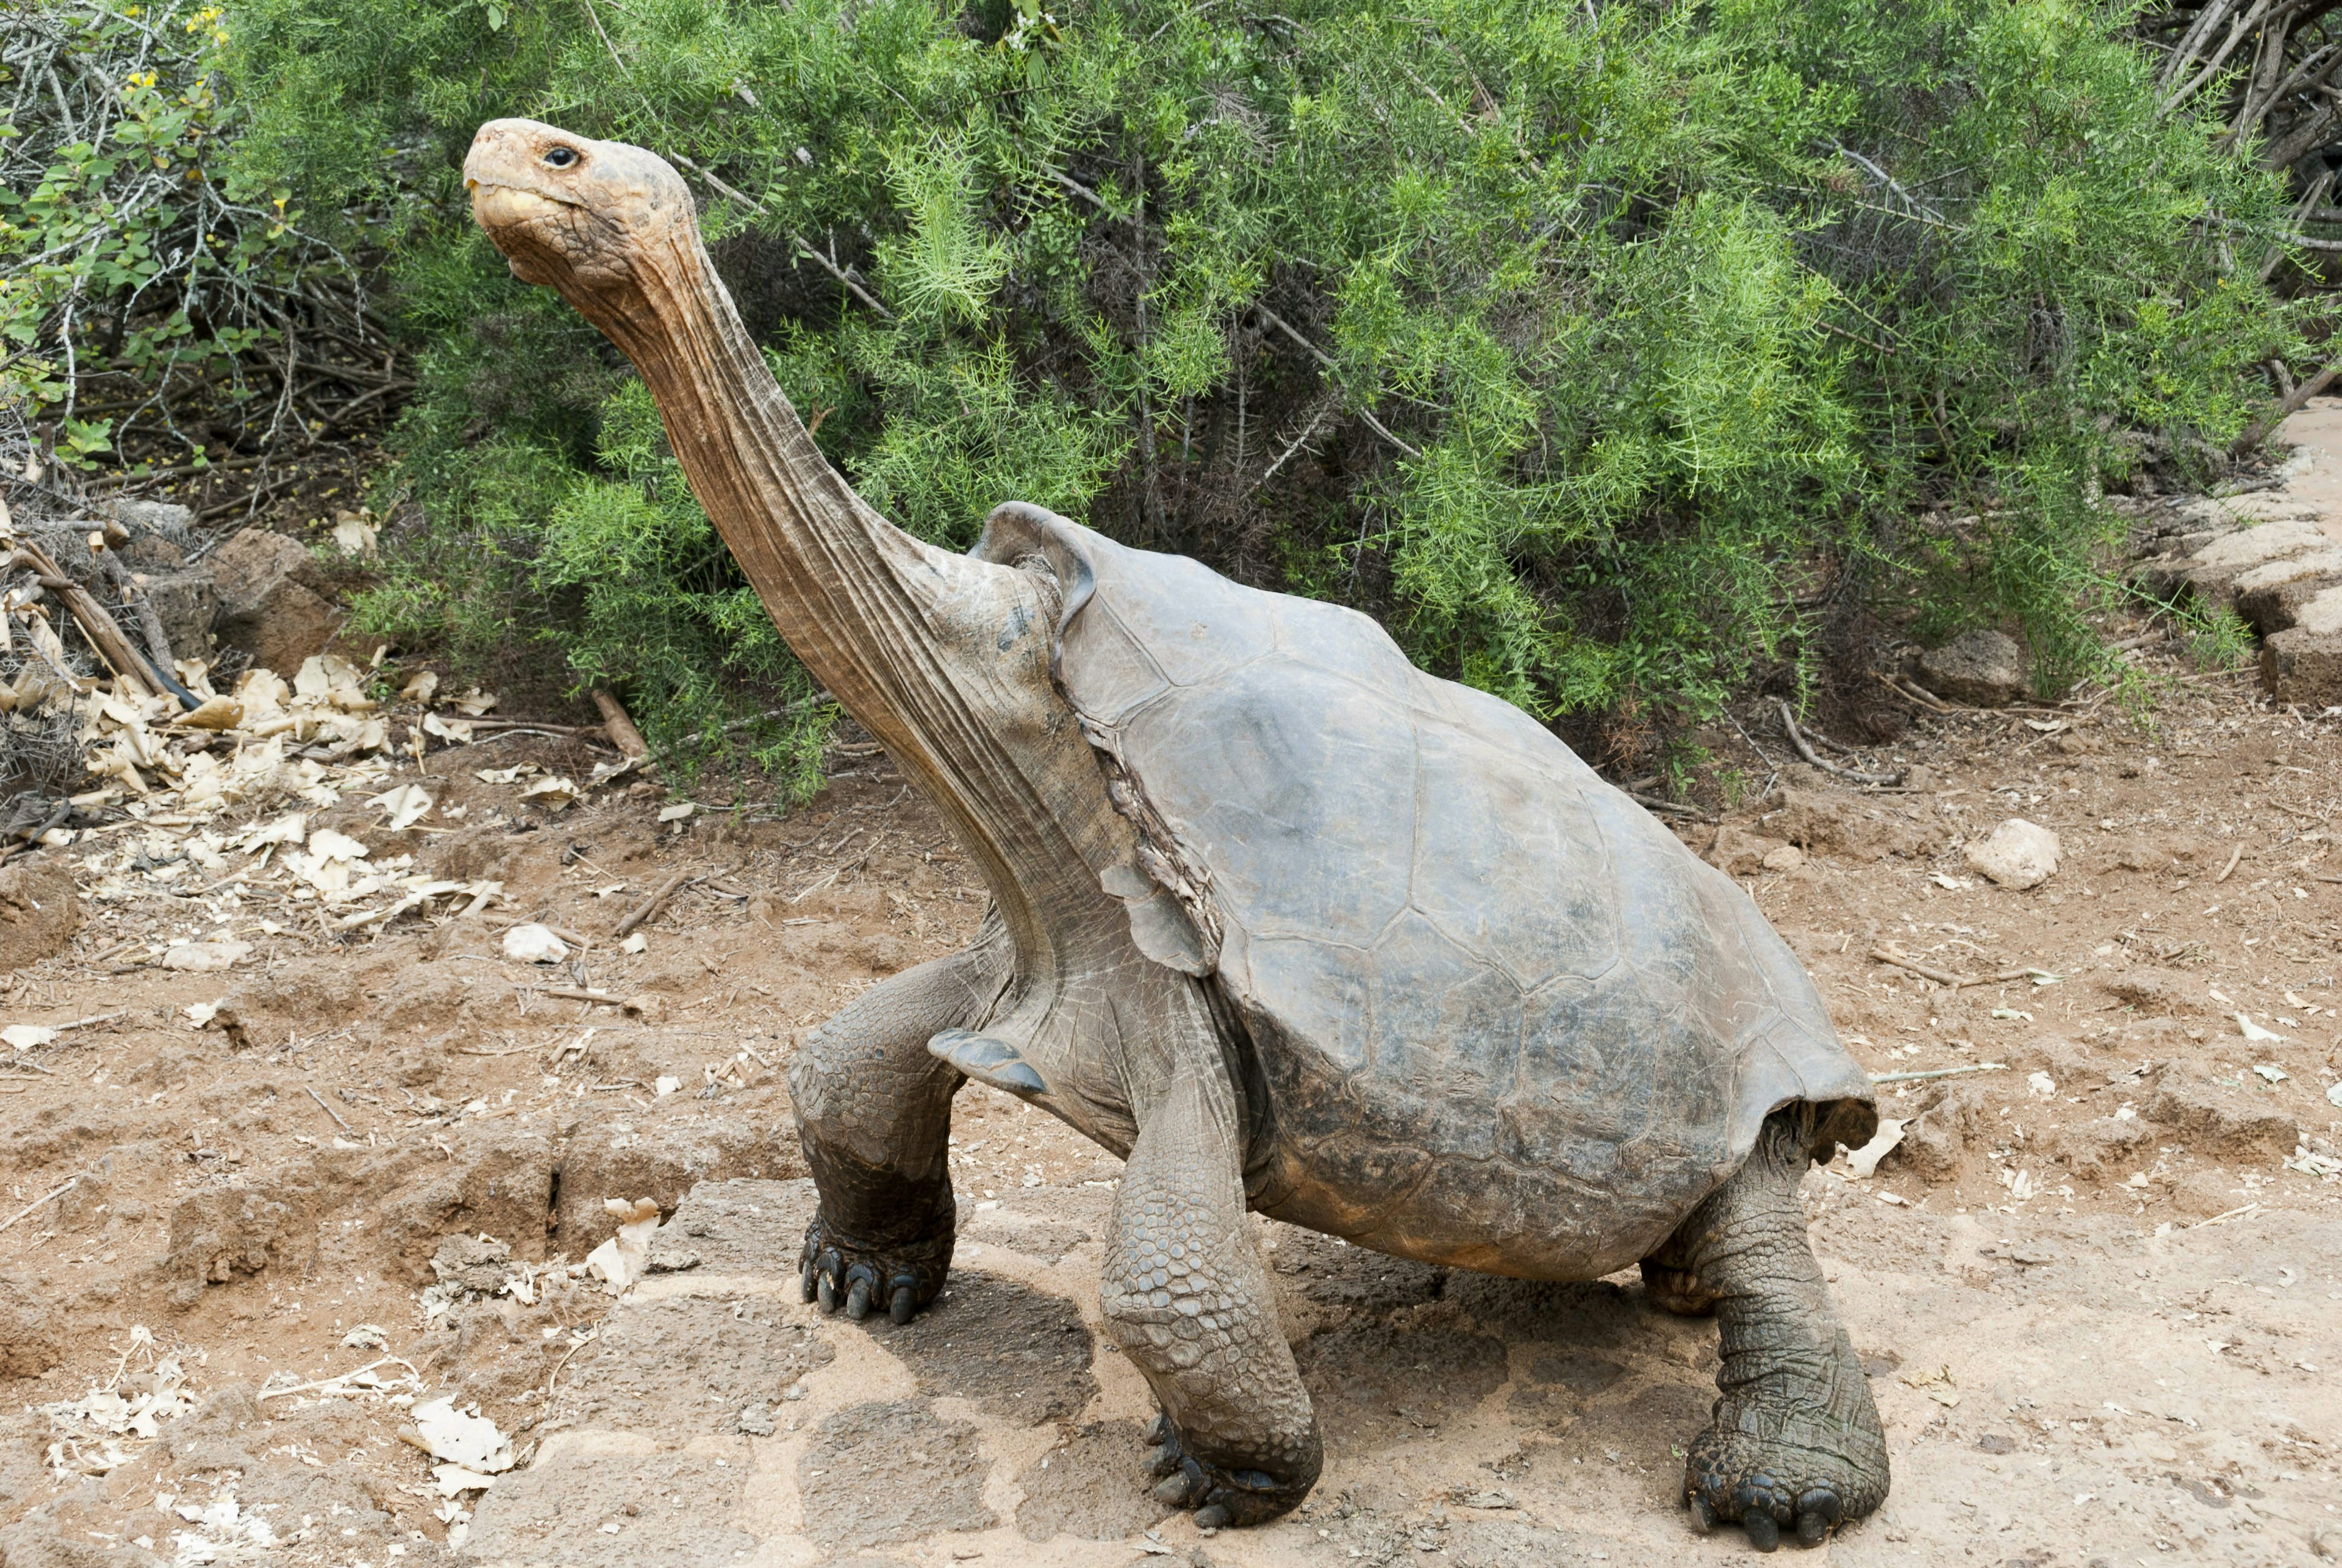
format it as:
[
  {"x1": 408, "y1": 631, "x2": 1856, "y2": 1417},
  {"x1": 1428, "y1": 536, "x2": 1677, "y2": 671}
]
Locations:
[
  {"x1": 1101, "y1": 1050, "x2": 1322, "y2": 1528},
  {"x1": 788, "y1": 915, "x2": 1010, "y2": 1323},
  {"x1": 1642, "y1": 1108, "x2": 1889, "y2": 1552}
]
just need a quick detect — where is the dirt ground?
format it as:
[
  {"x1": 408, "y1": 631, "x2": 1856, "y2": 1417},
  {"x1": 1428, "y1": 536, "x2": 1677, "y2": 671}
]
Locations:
[{"x1": 4, "y1": 490, "x2": 2341, "y2": 1568}]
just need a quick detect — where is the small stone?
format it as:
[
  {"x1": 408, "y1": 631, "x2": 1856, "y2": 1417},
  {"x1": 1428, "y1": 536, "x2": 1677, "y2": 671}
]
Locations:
[
  {"x1": 737, "y1": 1403, "x2": 775, "y2": 1436},
  {"x1": 431, "y1": 1233, "x2": 514, "y2": 1294},
  {"x1": 1918, "y1": 629, "x2": 2025, "y2": 706},
  {"x1": 502, "y1": 923, "x2": 568, "y2": 964},
  {"x1": 1966, "y1": 818, "x2": 2060, "y2": 889},
  {"x1": 1760, "y1": 844, "x2": 1805, "y2": 873},
  {"x1": 1705, "y1": 826, "x2": 1789, "y2": 878},
  {"x1": 781, "y1": 1380, "x2": 809, "y2": 1402}
]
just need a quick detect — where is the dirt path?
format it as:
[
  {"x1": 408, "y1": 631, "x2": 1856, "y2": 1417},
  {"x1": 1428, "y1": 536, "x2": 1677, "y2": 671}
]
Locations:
[{"x1": 3, "y1": 517, "x2": 2339, "y2": 1567}]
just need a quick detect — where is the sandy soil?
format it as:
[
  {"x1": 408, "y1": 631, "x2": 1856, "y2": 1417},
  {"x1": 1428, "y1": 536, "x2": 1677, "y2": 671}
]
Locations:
[{"x1": 2, "y1": 557, "x2": 2339, "y2": 1568}]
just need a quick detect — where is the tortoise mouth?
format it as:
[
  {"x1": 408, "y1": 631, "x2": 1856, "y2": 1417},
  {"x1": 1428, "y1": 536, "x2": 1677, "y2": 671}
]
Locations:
[{"x1": 466, "y1": 178, "x2": 582, "y2": 229}]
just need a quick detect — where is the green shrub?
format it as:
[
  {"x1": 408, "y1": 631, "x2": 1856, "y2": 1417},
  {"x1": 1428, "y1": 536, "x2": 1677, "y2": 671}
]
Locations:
[{"x1": 212, "y1": 1, "x2": 2313, "y2": 767}]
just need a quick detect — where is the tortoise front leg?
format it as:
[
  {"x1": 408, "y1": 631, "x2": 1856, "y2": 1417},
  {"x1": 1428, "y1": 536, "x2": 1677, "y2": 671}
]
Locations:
[
  {"x1": 1103, "y1": 1054, "x2": 1322, "y2": 1528},
  {"x1": 788, "y1": 917, "x2": 1009, "y2": 1323},
  {"x1": 1643, "y1": 1108, "x2": 1890, "y2": 1552}
]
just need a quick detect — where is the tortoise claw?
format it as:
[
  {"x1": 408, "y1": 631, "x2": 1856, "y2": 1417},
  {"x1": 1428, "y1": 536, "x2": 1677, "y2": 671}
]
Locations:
[
  {"x1": 1742, "y1": 1511, "x2": 1782, "y2": 1553},
  {"x1": 795, "y1": 1210, "x2": 953, "y2": 1327},
  {"x1": 1136, "y1": 1412, "x2": 1312, "y2": 1528}
]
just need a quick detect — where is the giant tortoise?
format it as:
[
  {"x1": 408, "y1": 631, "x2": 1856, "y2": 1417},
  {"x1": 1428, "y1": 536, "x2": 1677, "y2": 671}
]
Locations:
[{"x1": 464, "y1": 118, "x2": 1891, "y2": 1550}]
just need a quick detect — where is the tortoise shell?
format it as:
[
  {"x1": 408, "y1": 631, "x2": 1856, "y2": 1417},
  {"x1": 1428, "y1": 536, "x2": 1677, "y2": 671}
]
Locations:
[{"x1": 977, "y1": 505, "x2": 1875, "y2": 1280}]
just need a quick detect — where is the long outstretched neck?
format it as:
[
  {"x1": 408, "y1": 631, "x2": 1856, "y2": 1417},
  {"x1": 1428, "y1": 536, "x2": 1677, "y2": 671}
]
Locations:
[{"x1": 576, "y1": 228, "x2": 956, "y2": 756}]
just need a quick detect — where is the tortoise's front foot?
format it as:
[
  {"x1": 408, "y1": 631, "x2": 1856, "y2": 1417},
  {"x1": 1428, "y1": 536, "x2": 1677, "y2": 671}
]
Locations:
[
  {"x1": 1681, "y1": 1370, "x2": 1886, "y2": 1551},
  {"x1": 1143, "y1": 1412, "x2": 1315, "y2": 1529},
  {"x1": 798, "y1": 1209, "x2": 953, "y2": 1325}
]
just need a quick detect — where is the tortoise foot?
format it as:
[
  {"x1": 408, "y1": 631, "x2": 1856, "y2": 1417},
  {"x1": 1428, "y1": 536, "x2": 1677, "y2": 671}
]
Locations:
[
  {"x1": 797, "y1": 1210, "x2": 952, "y2": 1325},
  {"x1": 1142, "y1": 1412, "x2": 1312, "y2": 1529},
  {"x1": 1682, "y1": 1414, "x2": 1876, "y2": 1552}
]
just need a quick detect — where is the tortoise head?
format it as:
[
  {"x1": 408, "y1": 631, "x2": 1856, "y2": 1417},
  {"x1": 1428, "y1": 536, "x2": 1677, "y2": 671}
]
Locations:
[{"x1": 464, "y1": 118, "x2": 700, "y2": 326}]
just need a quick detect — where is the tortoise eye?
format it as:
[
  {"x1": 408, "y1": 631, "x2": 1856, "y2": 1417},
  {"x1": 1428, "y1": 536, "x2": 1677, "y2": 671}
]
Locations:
[{"x1": 543, "y1": 146, "x2": 579, "y2": 168}]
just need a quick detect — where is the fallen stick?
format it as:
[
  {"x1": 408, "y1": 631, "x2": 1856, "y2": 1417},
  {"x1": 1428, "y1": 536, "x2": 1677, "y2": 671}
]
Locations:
[
  {"x1": 457, "y1": 718, "x2": 606, "y2": 735},
  {"x1": 257, "y1": 1356, "x2": 423, "y2": 1402},
  {"x1": 304, "y1": 1085, "x2": 353, "y2": 1134},
  {"x1": 543, "y1": 986, "x2": 627, "y2": 1008},
  {"x1": 0, "y1": 1175, "x2": 79, "y2": 1236},
  {"x1": 2216, "y1": 843, "x2": 2244, "y2": 883},
  {"x1": 592, "y1": 689, "x2": 649, "y2": 759},
  {"x1": 1870, "y1": 948, "x2": 1967, "y2": 986},
  {"x1": 616, "y1": 870, "x2": 692, "y2": 937},
  {"x1": 1869, "y1": 1062, "x2": 2007, "y2": 1085},
  {"x1": 2, "y1": 539, "x2": 192, "y2": 708},
  {"x1": 10, "y1": 1009, "x2": 125, "y2": 1037},
  {"x1": 1778, "y1": 701, "x2": 1905, "y2": 786},
  {"x1": 1878, "y1": 671, "x2": 1959, "y2": 713},
  {"x1": 1869, "y1": 947, "x2": 2036, "y2": 989}
]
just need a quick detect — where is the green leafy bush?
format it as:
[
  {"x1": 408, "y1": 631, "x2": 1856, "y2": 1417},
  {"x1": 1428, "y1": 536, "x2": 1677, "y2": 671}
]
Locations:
[
  {"x1": 1, "y1": 1, "x2": 348, "y2": 468},
  {"x1": 210, "y1": 0, "x2": 2297, "y2": 768}
]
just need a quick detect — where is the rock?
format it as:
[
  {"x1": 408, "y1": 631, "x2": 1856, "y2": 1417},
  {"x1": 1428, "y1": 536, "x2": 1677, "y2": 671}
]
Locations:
[
  {"x1": 503, "y1": 923, "x2": 568, "y2": 964},
  {"x1": 431, "y1": 1233, "x2": 515, "y2": 1294},
  {"x1": 1917, "y1": 630, "x2": 2025, "y2": 706},
  {"x1": 2178, "y1": 517, "x2": 2332, "y2": 606},
  {"x1": 1966, "y1": 818, "x2": 2060, "y2": 889},
  {"x1": 2231, "y1": 547, "x2": 2342, "y2": 634},
  {"x1": 1771, "y1": 786, "x2": 1946, "y2": 861},
  {"x1": 210, "y1": 528, "x2": 340, "y2": 675},
  {"x1": 138, "y1": 569, "x2": 221, "y2": 661},
  {"x1": 160, "y1": 938, "x2": 252, "y2": 972},
  {"x1": 0, "y1": 854, "x2": 81, "y2": 970},
  {"x1": 99, "y1": 499, "x2": 195, "y2": 573},
  {"x1": 2146, "y1": 1078, "x2": 2301, "y2": 1161},
  {"x1": 2260, "y1": 585, "x2": 2342, "y2": 706},
  {"x1": 1893, "y1": 1084, "x2": 1989, "y2": 1183},
  {"x1": 1705, "y1": 826, "x2": 1789, "y2": 876},
  {"x1": 2048, "y1": 1117, "x2": 2152, "y2": 1183},
  {"x1": 0, "y1": 1273, "x2": 63, "y2": 1376},
  {"x1": 1760, "y1": 843, "x2": 1805, "y2": 872}
]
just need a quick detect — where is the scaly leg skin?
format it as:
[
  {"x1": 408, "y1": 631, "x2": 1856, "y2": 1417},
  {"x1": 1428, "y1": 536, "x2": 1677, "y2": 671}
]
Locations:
[
  {"x1": 1101, "y1": 1058, "x2": 1322, "y2": 1530},
  {"x1": 1642, "y1": 1108, "x2": 1891, "y2": 1552},
  {"x1": 789, "y1": 918, "x2": 1009, "y2": 1325}
]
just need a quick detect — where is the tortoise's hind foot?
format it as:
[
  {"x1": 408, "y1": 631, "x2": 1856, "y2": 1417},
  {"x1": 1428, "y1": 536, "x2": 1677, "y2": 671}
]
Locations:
[
  {"x1": 798, "y1": 1211, "x2": 952, "y2": 1324},
  {"x1": 1142, "y1": 1413, "x2": 1316, "y2": 1529}
]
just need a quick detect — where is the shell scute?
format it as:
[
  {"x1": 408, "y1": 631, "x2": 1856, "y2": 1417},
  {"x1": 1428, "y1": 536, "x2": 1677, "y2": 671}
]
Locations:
[{"x1": 1120, "y1": 654, "x2": 1416, "y2": 950}]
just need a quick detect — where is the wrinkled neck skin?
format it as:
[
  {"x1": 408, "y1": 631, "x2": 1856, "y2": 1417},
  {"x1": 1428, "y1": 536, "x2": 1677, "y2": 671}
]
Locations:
[{"x1": 561, "y1": 224, "x2": 1209, "y2": 1155}]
